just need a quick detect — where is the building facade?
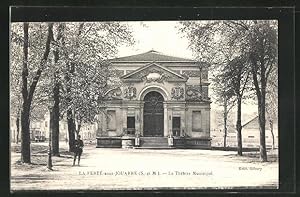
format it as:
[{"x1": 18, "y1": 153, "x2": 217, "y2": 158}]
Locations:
[
  {"x1": 96, "y1": 50, "x2": 212, "y2": 148},
  {"x1": 211, "y1": 115, "x2": 278, "y2": 149}
]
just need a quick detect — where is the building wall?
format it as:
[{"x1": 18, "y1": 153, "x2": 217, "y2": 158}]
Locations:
[
  {"x1": 97, "y1": 61, "x2": 211, "y2": 139},
  {"x1": 211, "y1": 118, "x2": 278, "y2": 148}
]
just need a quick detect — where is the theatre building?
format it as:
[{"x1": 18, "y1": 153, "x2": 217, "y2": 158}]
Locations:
[{"x1": 96, "y1": 50, "x2": 211, "y2": 149}]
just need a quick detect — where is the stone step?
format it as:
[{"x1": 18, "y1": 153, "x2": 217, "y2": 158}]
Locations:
[
  {"x1": 141, "y1": 143, "x2": 168, "y2": 146},
  {"x1": 134, "y1": 147, "x2": 175, "y2": 149},
  {"x1": 141, "y1": 140, "x2": 168, "y2": 144},
  {"x1": 140, "y1": 137, "x2": 169, "y2": 148},
  {"x1": 142, "y1": 140, "x2": 167, "y2": 142},
  {"x1": 140, "y1": 138, "x2": 168, "y2": 141}
]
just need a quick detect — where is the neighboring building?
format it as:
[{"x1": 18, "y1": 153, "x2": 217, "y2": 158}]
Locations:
[
  {"x1": 10, "y1": 110, "x2": 97, "y2": 144},
  {"x1": 80, "y1": 123, "x2": 98, "y2": 142},
  {"x1": 211, "y1": 115, "x2": 278, "y2": 148},
  {"x1": 241, "y1": 116, "x2": 278, "y2": 148},
  {"x1": 96, "y1": 50, "x2": 211, "y2": 148},
  {"x1": 10, "y1": 116, "x2": 19, "y2": 143},
  {"x1": 30, "y1": 113, "x2": 97, "y2": 143}
]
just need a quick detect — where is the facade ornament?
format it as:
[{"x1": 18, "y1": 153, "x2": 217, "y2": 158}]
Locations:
[
  {"x1": 185, "y1": 85, "x2": 202, "y2": 101},
  {"x1": 105, "y1": 87, "x2": 122, "y2": 100},
  {"x1": 124, "y1": 86, "x2": 137, "y2": 100},
  {"x1": 171, "y1": 87, "x2": 184, "y2": 100},
  {"x1": 144, "y1": 72, "x2": 166, "y2": 84},
  {"x1": 131, "y1": 67, "x2": 174, "y2": 83}
]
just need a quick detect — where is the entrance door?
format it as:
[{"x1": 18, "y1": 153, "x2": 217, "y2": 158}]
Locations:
[{"x1": 143, "y1": 91, "x2": 164, "y2": 137}]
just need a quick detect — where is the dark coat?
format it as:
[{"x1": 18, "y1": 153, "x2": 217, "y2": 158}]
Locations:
[{"x1": 74, "y1": 139, "x2": 84, "y2": 154}]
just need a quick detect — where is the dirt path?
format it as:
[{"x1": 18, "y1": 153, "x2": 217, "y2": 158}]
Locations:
[{"x1": 11, "y1": 145, "x2": 278, "y2": 190}]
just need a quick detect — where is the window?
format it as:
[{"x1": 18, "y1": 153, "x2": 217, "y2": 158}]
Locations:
[
  {"x1": 172, "y1": 117, "x2": 181, "y2": 136},
  {"x1": 127, "y1": 117, "x2": 135, "y2": 135},
  {"x1": 107, "y1": 110, "x2": 116, "y2": 130},
  {"x1": 127, "y1": 117, "x2": 135, "y2": 129},
  {"x1": 192, "y1": 111, "x2": 202, "y2": 132}
]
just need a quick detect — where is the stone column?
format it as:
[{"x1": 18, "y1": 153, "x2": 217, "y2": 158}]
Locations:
[
  {"x1": 140, "y1": 102, "x2": 144, "y2": 136},
  {"x1": 116, "y1": 108, "x2": 122, "y2": 136},
  {"x1": 168, "y1": 106, "x2": 172, "y2": 137},
  {"x1": 96, "y1": 113, "x2": 102, "y2": 137},
  {"x1": 181, "y1": 110, "x2": 186, "y2": 136},
  {"x1": 185, "y1": 107, "x2": 190, "y2": 136},
  {"x1": 163, "y1": 102, "x2": 168, "y2": 137},
  {"x1": 122, "y1": 107, "x2": 127, "y2": 134},
  {"x1": 102, "y1": 112, "x2": 107, "y2": 136},
  {"x1": 207, "y1": 108, "x2": 211, "y2": 137},
  {"x1": 135, "y1": 107, "x2": 140, "y2": 135}
]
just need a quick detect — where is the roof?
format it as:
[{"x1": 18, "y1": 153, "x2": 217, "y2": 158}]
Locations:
[
  {"x1": 120, "y1": 62, "x2": 187, "y2": 81},
  {"x1": 242, "y1": 116, "x2": 258, "y2": 128},
  {"x1": 110, "y1": 50, "x2": 196, "y2": 62}
]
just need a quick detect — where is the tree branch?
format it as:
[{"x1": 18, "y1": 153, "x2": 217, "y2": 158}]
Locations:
[{"x1": 27, "y1": 23, "x2": 54, "y2": 104}]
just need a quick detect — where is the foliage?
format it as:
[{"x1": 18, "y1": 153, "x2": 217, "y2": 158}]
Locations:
[
  {"x1": 10, "y1": 22, "x2": 135, "y2": 157},
  {"x1": 178, "y1": 20, "x2": 278, "y2": 161},
  {"x1": 11, "y1": 23, "x2": 53, "y2": 122},
  {"x1": 51, "y1": 22, "x2": 134, "y2": 126},
  {"x1": 11, "y1": 22, "x2": 135, "y2": 124}
]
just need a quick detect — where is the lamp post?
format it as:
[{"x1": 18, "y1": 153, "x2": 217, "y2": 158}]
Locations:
[{"x1": 47, "y1": 97, "x2": 55, "y2": 170}]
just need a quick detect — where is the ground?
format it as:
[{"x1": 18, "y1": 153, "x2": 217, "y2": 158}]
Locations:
[{"x1": 10, "y1": 142, "x2": 278, "y2": 191}]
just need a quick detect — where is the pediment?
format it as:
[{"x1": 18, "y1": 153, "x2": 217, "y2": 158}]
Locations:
[{"x1": 121, "y1": 62, "x2": 187, "y2": 83}]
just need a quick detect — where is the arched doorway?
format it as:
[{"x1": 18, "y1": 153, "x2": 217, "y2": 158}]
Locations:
[{"x1": 143, "y1": 91, "x2": 164, "y2": 137}]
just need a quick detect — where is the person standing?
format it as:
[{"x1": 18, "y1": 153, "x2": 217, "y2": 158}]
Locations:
[{"x1": 73, "y1": 135, "x2": 84, "y2": 166}]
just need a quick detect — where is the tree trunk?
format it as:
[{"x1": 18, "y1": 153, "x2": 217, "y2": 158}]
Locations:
[
  {"x1": 250, "y1": 54, "x2": 268, "y2": 162},
  {"x1": 49, "y1": 109, "x2": 54, "y2": 146},
  {"x1": 20, "y1": 22, "x2": 31, "y2": 163},
  {"x1": 20, "y1": 22, "x2": 53, "y2": 163},
  {"x1": 51, "y1": 48, "x2": 60, "y2": 156},
  {"x1": 21, "y1": 103, "x2": 31, "y2": 163},
  {"x1": 66, "y1": 62, "x2": 75, "y2": 152},
  {"x1": 77, "y1": 122, "x2": 81, "y2": 136},
  {"x1": 67, "y1": 110, "x2": 75, "y2": 152},
  {"x1": 16, "y1": 115, "x2": 20, "y2": 144},
  {"x1": 269, "y1": 120, "x2": 275, "y2": 150},
  {"x1": 258, "y1": 94, "x2": 268, "y2": 161},
  {"x1": 51, "y1": 80, "x2": 60, "y2": 156},
  {"x1": 236, "y1": 96, "x2": 243, "y2": 156},
  {"x1": 259, "y1": 64, "x2": 268, "y2": 161},
  {"x1": 223, "y1": 102, "x2": 227, "y2": 148}
]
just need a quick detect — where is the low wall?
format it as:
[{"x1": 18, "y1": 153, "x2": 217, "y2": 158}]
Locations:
[
  {"x1": 184, "y1": 138, "x2": 211, "y2": 149},
  {"x1": 96, "y1": 137, "x2": 122, "y2": 148},
  {"x1": 96, "y1": 137, "x2": 211, "y2": 149},
  {"x1": 169, "y1": 137, "x2": 211, "y2": 149}
]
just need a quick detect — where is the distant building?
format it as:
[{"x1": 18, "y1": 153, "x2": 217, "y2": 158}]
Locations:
[
  {"x1": 10, "y1": 112, "x2": 97, "y2": 143},
  {"x1": 241, "y1": 116, "x2": 278, "y2": 148},
  {"x1": 10, "y1": 116, "x2": 19, "y2": 143},
  {"x1": 211, "y1": 115, "x2": 278, "y2": 148}
]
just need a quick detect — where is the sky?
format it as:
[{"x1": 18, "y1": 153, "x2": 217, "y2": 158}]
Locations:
[
  {"x1": 117, "y1": 21, "x2": 193, "y2": 59},
  {"x1": 116, "y1": 21, "x2": 258, "y2": 123}
]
